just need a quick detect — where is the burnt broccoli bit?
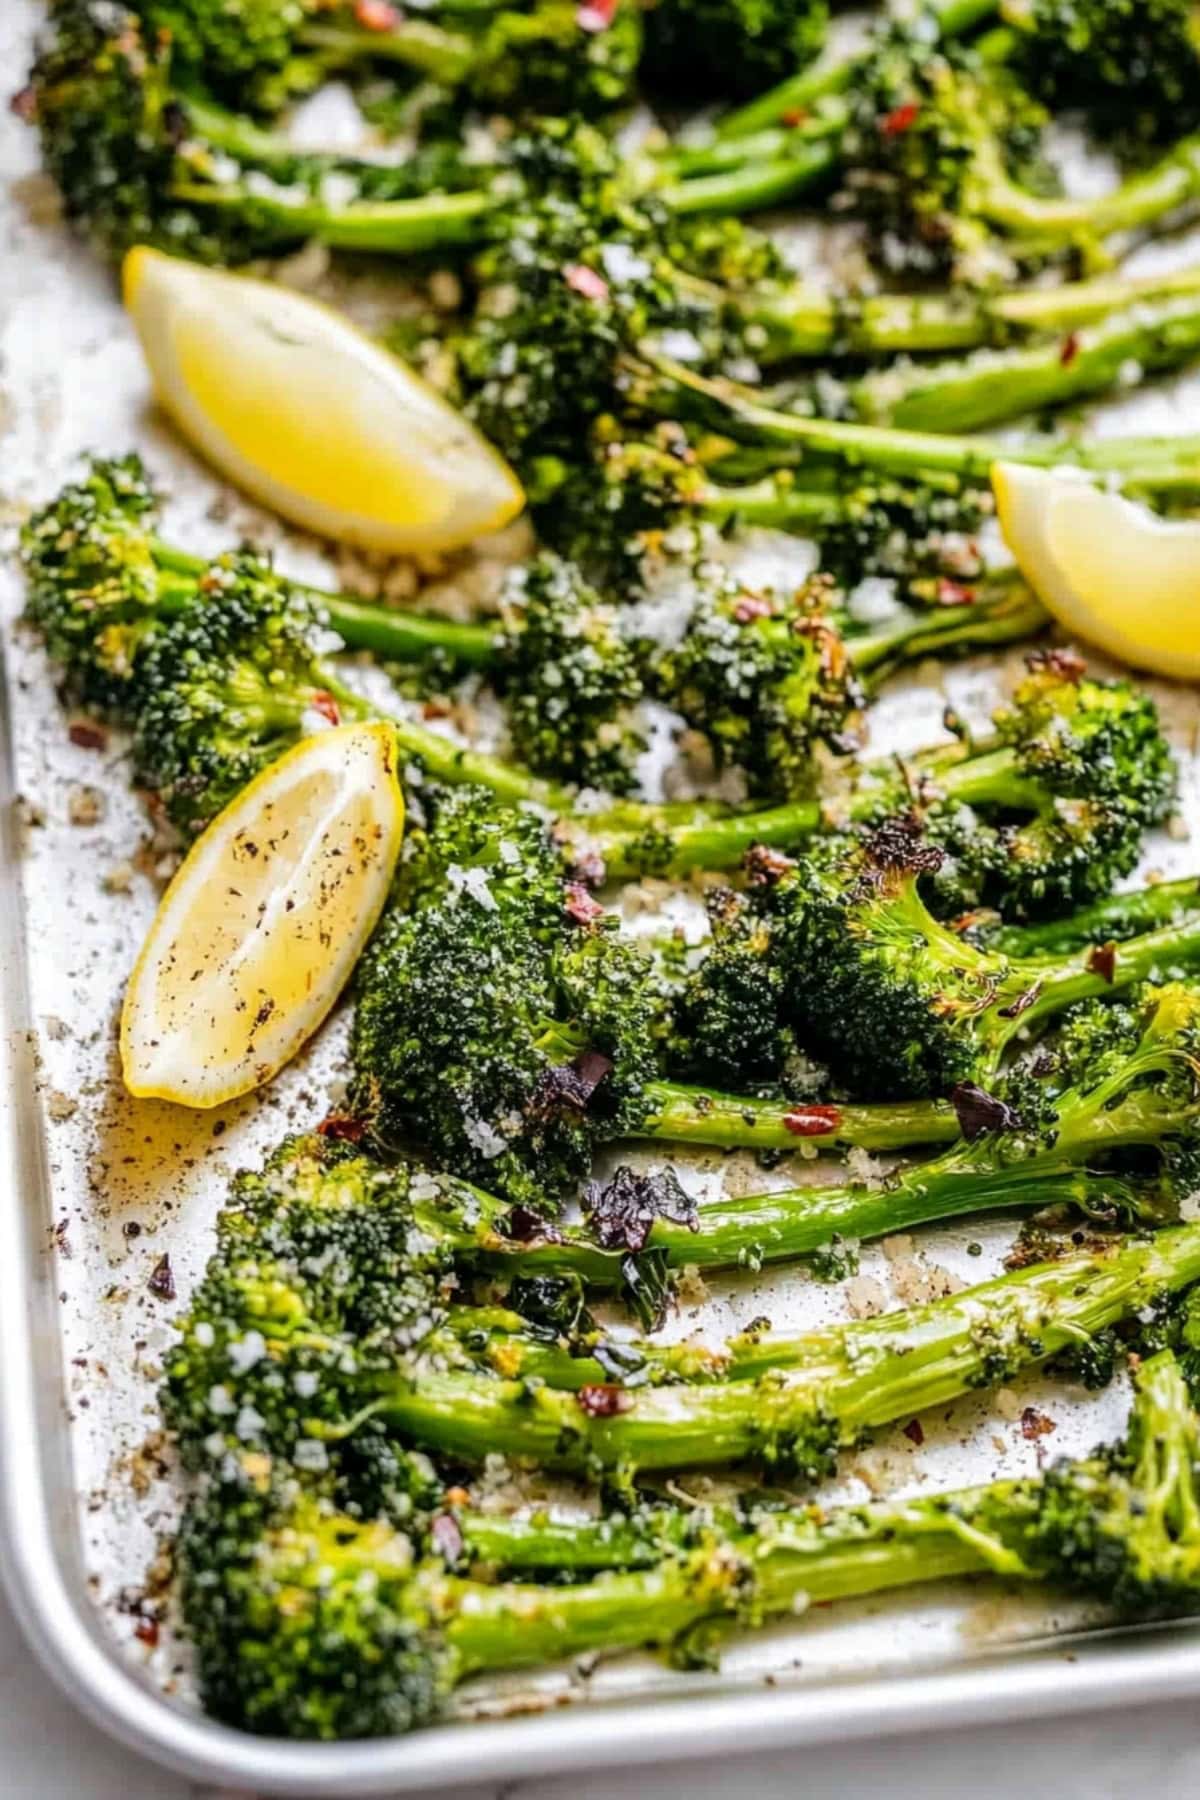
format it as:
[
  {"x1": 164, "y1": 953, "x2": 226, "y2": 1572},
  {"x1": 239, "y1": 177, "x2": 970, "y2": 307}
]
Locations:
[
  {"x1": 350, "y1": 784, "x2": 669, "y2": 1205},
  {"x1": 496, "y1": 553, "x2": 647, "y2": 794}
]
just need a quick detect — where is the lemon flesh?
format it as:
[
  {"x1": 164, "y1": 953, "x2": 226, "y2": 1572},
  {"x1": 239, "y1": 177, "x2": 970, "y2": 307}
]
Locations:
[
  {"x1": 993, "y1": 461, "x2": 1200, "y2": 681},
  {"x1": 123, "y1": 246, "x2": 523, "y2": 553},
  {"x1": 120, "y1": 722, "x2": 404, "y2": 1108}
]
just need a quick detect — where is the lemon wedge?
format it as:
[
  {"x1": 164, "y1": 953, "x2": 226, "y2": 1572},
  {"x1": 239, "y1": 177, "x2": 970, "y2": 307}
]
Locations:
[
  {"x1": 122, "y1": 245, "x2": 524, "y2": 553},
  {"x1": 992, "y1": 461, "x2": 1200, "y2": 680},
  {"x1": 120, "y1": 721, "x2": 404, "y2": 1108}
]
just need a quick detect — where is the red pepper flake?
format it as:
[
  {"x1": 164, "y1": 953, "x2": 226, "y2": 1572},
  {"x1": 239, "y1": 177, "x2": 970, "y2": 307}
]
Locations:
[
  {"x1": 1087, "y1": 940, "x2": 1118, "y2": 984},
  {"x1": 564, "y1": 882, "x2": 605, "y2": 925},
  {"x1": 733, "y1": 592, "x2": 772, "y2": 624},
  {"x1": 430, "y1": 1512, "x2": 464, "y2": 1561},
  {"x1": 133, "y1": 1616, "x2": 160, "y2": 1648},
  {"x1": 936, "y1": 577, "x2": 976, "y2": 607},
  {"x1": 10, "y1": 85, "x2": 37, "y2": 123},
  {"x1": 1059, "y1": 332, "x2": 1080, "y2": 367},
  {"x1": 783, "y1": 1104, "x2": 843, "y2": 1139},
  {"x1": 563, "y1": 262, "x2": 610, "y2": 301},
  {"x1": 576, "y1": 0, "x2": 618, "y2": 30},
  {"x1": 148, "y1": 1253, "x2": 175, "y2": 1301},
  {"x1": 1020, "y1": 1406, "x2": 1057, "y2": 1441},
  {"x1": 68, "y1": 718, "x2": 108, "y2": 751},
  {"x1": 317, "y1": 1113, "x2": 366, "y2": 1142},
  {"x1": 881, "y1": 101, "x2": 919, "y2": 137},
  {"x1": 354, "y1": 0, "x2": 401, "y2": 29},
  {"x1": 781, "y1": 107, "x2": 809, "y2": 127},
  {"x1": 902, "y1": 1418, "x2": 925, "y2": 1446},
  {"x1": 310, "y1": 690, "x2": 340, "y2": 726},
  {"x1": 578, "y1": 1383, "x2": 633, "y2": 1418}
]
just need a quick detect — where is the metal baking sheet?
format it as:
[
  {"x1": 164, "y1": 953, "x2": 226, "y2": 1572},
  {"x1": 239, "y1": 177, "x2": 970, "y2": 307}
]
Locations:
[{"x1": 4, "y1": 2, "x2": 1200, "y2": 1788}]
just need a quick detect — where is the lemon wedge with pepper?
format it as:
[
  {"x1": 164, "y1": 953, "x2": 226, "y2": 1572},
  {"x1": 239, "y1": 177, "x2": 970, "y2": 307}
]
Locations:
[
  {"x1": 120, "y1": 721, "x2": 404, "y2": 1108},
  {"x1": 123, "y1": 245, "x2": 523, "y2": 553},
  {"x1": 992, "y1": 461, "x2": 1200, "y2": 680}
]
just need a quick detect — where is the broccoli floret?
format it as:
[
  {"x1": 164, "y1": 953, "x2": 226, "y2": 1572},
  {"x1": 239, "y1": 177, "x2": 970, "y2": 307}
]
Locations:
[
  {"x1": 19, "y1": 453, "x2": 165, "y2": 710},
  {"x1": 913, "y1": 649, "x2": 1176, "y2": 918},
  {"x1": 129, "y1": 557, "x2": 370, "y2": 834},
  {"x1": 640, "y1": 0, "x2": 828, "y2": 100},
  {"x1": 838, "y1": 17, "x2": 1060, "y2": 283},
  {"x1": 496, "y1": 553, "x2": 647, "y2": 795},
  {"x1": 651, "y1": 568, "x2": 864, "y2": 795},
  {"x1": 1021, "y1": 1350, "x2": 1200, "y2": 1613},
  {"x1": 1007, "y1": 0, "x2": 1200, "y2": 144},
  {"x1": 351, "y1": 785, "x2": 669, "y2": 1204},
  {"x1": 179, "y1": 1471, "x2": 448, "y2": 1739},
  {"x1": 757, "y1": 816, "x2": 1200, "y2": 1099}
]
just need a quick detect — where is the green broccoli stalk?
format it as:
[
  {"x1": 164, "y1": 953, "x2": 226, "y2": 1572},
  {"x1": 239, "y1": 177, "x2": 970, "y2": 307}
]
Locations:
[
  {"x1": 627, "y1": 354, "x2": 1200, "y2": 504},
  {"x1": 583, "y1": 650, "x2": 1176, "y2": 909},
  {"x1": 983, "y1": 877, "x2": 1200, "y2": 958},
  {"x1": 712, "y1": 260, "x2": 1200, "y2": 364},
  {"x1": 846, "y1": 293, "x2": 1200, "y2": 434}
]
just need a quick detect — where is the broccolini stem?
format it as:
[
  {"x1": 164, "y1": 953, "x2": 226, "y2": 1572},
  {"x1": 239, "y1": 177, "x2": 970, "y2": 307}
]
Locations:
[
  {"x1": 734, "y1": 263, "x2": 1200, "y2": 362},
  {"x1": 636, "y1": 1080, "x2": 960, "y2": 1152},
  {"x1": 168, "y1": 183, "x2": 494, "y2": 253},
  {"x1": 299, "y1": 18, "x2": 478, "y2": 83},
  {"x1": 1012, "y1": 911, "x2": 1200, "y2": 1038},
  {"x1": 847, "y1": 579, "x2": 1048, "y2": 682},
  {"x1": 437, "y1": 1509, "x2": 1000, "y2": 1678},
  {"x1": 634, "y1": 355, "x2": 1200, "y2": 496},
  {"x1": 353, "y1": 1225, "x2": 1200, "y2": 1472},
  {"x1": 148, "y1": 540, "x2": 498, "y2": 668},
  {"x1": 849, "y1": 296, "x2": 1200, "y2": 433},
  {"x1": 317, "y1": 672, "x2": 573, "y2": 808},
  {"x1": 977, "y1": 135, "x2": 1200, "y2": 246},
  {"x1": 660, "y1": 142, "x2": 839, "y2": 216},
  {"x1": 985, "y1": 877, "x2": 1200, "y2": 957}
]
